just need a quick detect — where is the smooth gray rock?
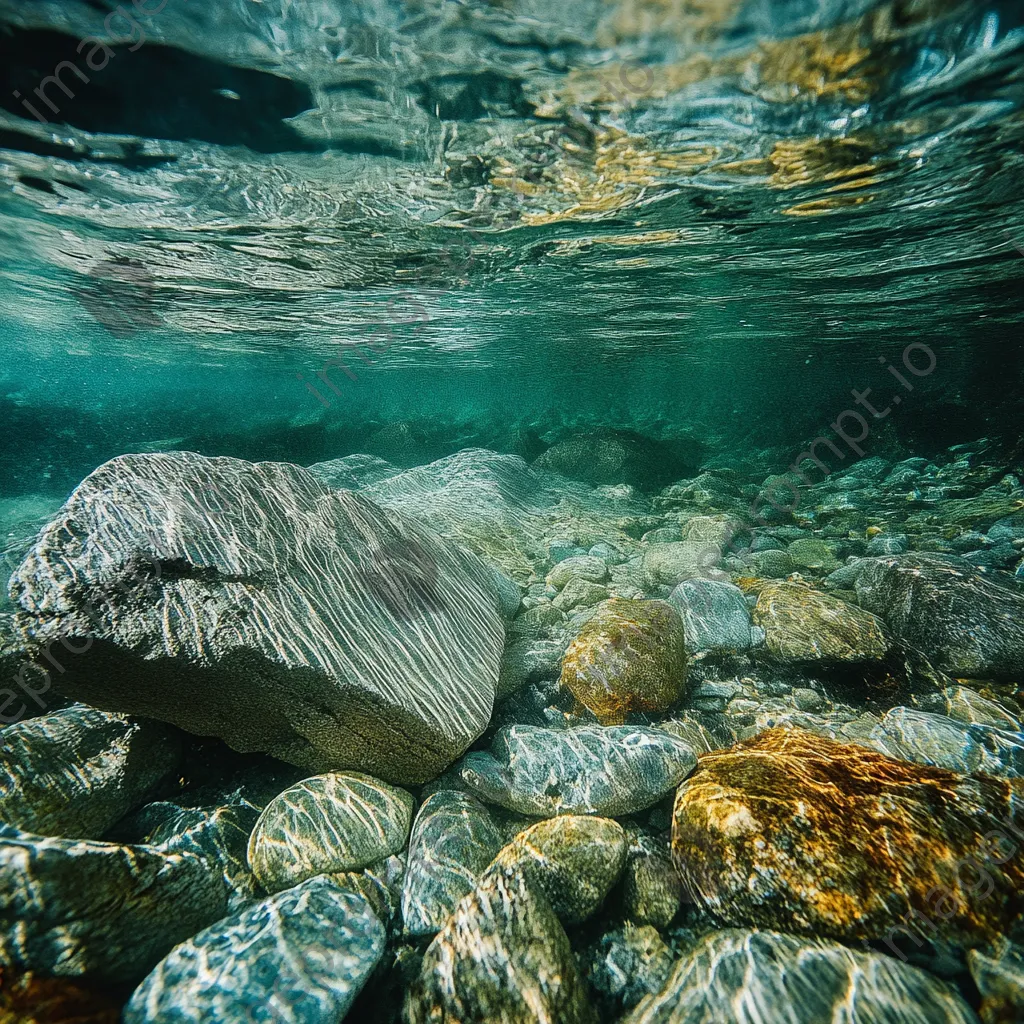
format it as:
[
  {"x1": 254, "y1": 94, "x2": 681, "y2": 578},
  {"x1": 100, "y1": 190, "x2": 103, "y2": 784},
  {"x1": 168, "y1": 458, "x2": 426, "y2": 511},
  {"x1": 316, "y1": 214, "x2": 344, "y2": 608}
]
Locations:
[
  {"x1": 405, "y1": 867, "x2": 597, "y2": 1024},
  {"x1": 123, "y1": 876, "x2": 385, "y2": 1024},
  {"x1": 401, "y1": 790, "x2": 503, "y2": 937},
  {"x1": 0, "y1": 705, "x2": 180, "y2": 839},
  {"x1": 247, "y1": 772, "x2": 414, "y2": 893},
  {"x1": 0, "y1": 823, "x2": 228, "y2": 984},
  {"x1": 624, "y1": 929, "x2": 979, "y2": 1024},
  {"x1": 868, "y1": 707, "x2": 1024, "y2": 779},
  {"x1": 855, "y1": 554, "x2": 1024, "y2": 680},
  {"x1": 458, "y1": 724, "x2": 696, "y2": 817},
  {"x1": 9, "y1": 451, "x2": 507, "y2": 783},
  {"x1": 667, "y1": 578, "x2": 763, "y2": 654},
  {"x1": 305, "y1": 453, "x2": 398, "y2": 490}
]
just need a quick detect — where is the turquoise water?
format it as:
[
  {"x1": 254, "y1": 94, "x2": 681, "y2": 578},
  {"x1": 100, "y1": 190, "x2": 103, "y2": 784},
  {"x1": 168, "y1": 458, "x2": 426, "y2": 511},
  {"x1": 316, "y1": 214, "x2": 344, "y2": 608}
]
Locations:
[{"x1": 2, "y1": 0, "x2": 1024, "y2": 1020}]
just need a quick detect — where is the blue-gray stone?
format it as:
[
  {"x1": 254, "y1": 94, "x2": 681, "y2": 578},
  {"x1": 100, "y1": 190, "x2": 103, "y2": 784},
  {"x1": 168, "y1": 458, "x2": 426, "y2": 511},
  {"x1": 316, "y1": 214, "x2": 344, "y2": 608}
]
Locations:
[
  {"x1": 667, "y1": 578, "x2": 763, "y2": 653},
  {"x1": 866, "y1": 533, "x2": 909, "y2": 556},
  {"x1": 123, "y1": 876, "x2": 385, "y2": 1024}
]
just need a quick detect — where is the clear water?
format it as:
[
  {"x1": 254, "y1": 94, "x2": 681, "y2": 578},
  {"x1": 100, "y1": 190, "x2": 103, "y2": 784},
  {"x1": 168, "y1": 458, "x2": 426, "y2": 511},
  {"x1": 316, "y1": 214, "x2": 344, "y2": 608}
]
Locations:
[{"x1": 2, "y1": 0, "x2": 1024, "y2": 1017}]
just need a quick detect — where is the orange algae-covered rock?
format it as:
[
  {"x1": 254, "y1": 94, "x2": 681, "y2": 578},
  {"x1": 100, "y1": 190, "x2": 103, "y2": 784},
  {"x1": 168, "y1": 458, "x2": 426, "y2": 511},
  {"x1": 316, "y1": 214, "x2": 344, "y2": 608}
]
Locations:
[
  {"x1": 671, "y1": 728, "x2": 1024, "y2": 957},
  {"x1": 559, "y1": 600, "x2": 686, "y2": 725}
]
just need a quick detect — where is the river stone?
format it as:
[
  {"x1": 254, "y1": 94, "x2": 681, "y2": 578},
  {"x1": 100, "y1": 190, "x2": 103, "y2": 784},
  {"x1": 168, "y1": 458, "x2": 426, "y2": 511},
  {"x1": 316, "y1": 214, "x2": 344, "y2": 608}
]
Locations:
[
  {"x1": 331, "y1": 853, "x2": 406, "y2": 930},
  {"x1": 622, "y1": 829, "x2": 683, "y2": 929},
  {"x1": 0, "y1": 824, "x2": 228, "y2": 985},
  {"x1": 623, "y1": 929, "x2": 979, "y2": 1024},
  {"x1": 787, "y1": 538, "x2": 840, "y2": 572},
  {"x1": 123, "y1": 876, "x2": 385, "y2": 1024},
  {"x1": 305, "y1": 453, "x2": 399, "y2": 490},
  {"x1": 939, "y1": 686, "x2": 1021, "y2": 730},
  {"x1": 401, "y1": 790, "x2": 504, "y2": 937},
  {"x1": 748, "y1": 548, "x2": 795, "y2": 578},
  {"x1": 559, "y1": 600, "x2": 686, "y2": 725},
  {"x1": 667, "y1": 578, "x2": 763, "y2": 654},
  {"x1": 581, "y1": 924, "x2": 676, "y2": 1021},
  {"x1": 868, "y1": 707, "x2": 1024, "y2": 779},
  {"x1": 753, "y1": 581, "x2": 892, "y2": 662},
  {"x1": 247, "y1": 772, "x2": 414, "y2": 893},
  {"x1": 969, "y1": 939, "x2": 1024, "y2": 1024},
  {"x1": 405, "y1": 867, "x2": 596, "y2": 1024},
  {"x1": 855, "y1": 554, "x2": 1024, "y2": 680},
  {"x1": 8, "y1": 451, "x2": 507, "y2": 784},
  {"x1": 459, "y1": 724, "x2": 697, "y2": 817},
  {"x1": 671, "y1": 728, "x2": 1024, "y2": 955},
  {"x1": 552, "y1": 578, "x2": 609, "y2": 612},
  {"x1": 547, "y1": 556, "x2": 608, "y2": 589},
  {"x1": 642, "y1": 542, "x2": 722, "y2": 588},
  {"x1": 0, "y1": 706, "x2": 180, "y2": 840},
  {"x1": 482, "y1": 815, "x2": 627, "y2": 924},
  {"x1": 498, "y1": 638, "x2": 564, "y2": 699}
]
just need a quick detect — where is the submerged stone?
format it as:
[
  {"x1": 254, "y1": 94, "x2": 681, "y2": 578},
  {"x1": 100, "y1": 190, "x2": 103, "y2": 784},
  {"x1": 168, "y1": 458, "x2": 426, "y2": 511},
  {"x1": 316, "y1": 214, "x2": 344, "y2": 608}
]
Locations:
[
  {"x1": 869, "y1": 707, "x2": 1024, "y2": 779},
  {"x1": 459, "y1": 724, "x2": 697, "y2": 818},
  {"x1": 401, "y1": 790, "x2": 504, "y2": 938},
  {"x1": 753, "y1": 581, "x2": 891, "y2": 662},
  {"x1": 9, "y1": 451, "x2": 507, "y2": 783},
  {"x1": 787, "y1": 538, "x2": 840, "y2": 572},
  {"x1": 0, "y1": 824, "x2": 228, "y2": 985},
  {"x1": 855, "y1": 554, "x2": 1024, "y2": 680},
  {"x1": 667, "y1": 578, "x2": 763, "y2": 654},
  {"x1": 581, "y1": 924, "x2": 676, "y2": 1021},
  {"x1": 671, "y1": 728, "x2": 1024, "y2": 955},
  {"x1": 642, "y1": 542, "x2": 722, "y2": 588},
  {"x1": 482, "y1": 815, "x2": 627, "y2": 925},
  {"x1": 623, "y1": 929, "x2": 978, "y2": 1024},
  {"x1": 123, "y1": 876, "x2": 385, "y2": 1024},
  {"x1": 559, "y1": 599, "x2": 686, "y2": 725},
  {"x1": 968, "y1": 939, "x2": 1024, "y2": 1024},
  {"x1": 0, "y1": 706, "x2": 180, "y2": 840},
  {"x1": 621, "y1": 829, "x2": 683, "y2": 929},
  {"x1": 405, "y1": 867, "x2": 596, "y2": 1024},
  {"x1": 247, "y1": 771, "x2": 414, "y2": 893}
]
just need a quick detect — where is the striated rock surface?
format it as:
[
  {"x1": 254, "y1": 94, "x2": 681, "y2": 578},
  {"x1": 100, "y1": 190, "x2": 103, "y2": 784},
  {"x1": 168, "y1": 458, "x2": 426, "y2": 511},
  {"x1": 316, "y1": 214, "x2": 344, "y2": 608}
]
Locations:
[
  {"x1": 969, "y1": 939, "x2": 1024, "y2": 1024},
  {"x1": 459, "y1": 724, "x2": 697, "y2": 817},
  {"x1": 667, "y1": 578, "x2": 763, "y2": 654},
  {"x1": 0, "y1": 706, "x2": 180, "y2": 840},
  {"x1": 123, "y1": 876, "x2": 385, "y2": 1024},
  {"x1": 247, "y1": 771, "x2": 414, "y2": 893},
  {"x1": 869, "y1": 707, "x2": 1024, "y2": 779},
  {"x1": 401, "y1": 790, "x2": 503, "y2": 938},
  {"x1": 482, "y1": 815, "x2": 626, "y2": 924},
  {"x1": 0, "y1": 824, "x2": 228, "y2": 985},
  {"x1": 753, "y1": 581, "x2": 892, "y2": 662},
  {"x1": 9, "y1": 451, "x2": 508, "y2": 783},
  {"x1": 559, "y1": 599, "x2": 686, "y2": 725},
  {"x1": 671, "y1": 729, "x2": 1024, "y2": 955},
  {"x1": 624, "y1": 929, "x2": 979, "y2": 1024},
  {"x1": 855, "y1": 554, "x2": 1024, "y2": 680},
  {"x1": 405, "y1": 867, "x2": 596, "y2": 1024}
]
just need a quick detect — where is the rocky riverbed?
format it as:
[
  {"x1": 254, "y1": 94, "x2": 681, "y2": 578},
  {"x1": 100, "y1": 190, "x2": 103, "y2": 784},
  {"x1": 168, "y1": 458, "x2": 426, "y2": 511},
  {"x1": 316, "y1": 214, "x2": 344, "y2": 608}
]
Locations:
[{"x1": 2, "y1": 435, "x2": 1024, "y2": 1022}]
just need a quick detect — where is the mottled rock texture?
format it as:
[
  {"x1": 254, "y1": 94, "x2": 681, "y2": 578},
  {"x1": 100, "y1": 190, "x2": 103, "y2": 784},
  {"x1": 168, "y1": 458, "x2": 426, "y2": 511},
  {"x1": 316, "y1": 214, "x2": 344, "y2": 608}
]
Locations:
[
  {"x1": 9, "y1": 452, "x2": 508, "y2": 783},
  {"x1": 671, "y1": 729, "x2": 1024, "y2": 954},
  {"x1": 856, "y1": 554, "x2": 1024, "y2": 680},
  {"x1": 621, "y1": 829, "x2": 682, "y2": 929},
  {"x1": 969, "y1": 939, "x2": 1024, "y2": 1024},
  {"x1": 0, "y1": 824, "x2": 228, "y2": 984},
  {"x1": 482, "y1": 815, "x2": 626, "y2": 924},
  {"x1": 753, "y1": 582, "x2": 891, "y2": 662},
  {"x1": 581, "y1": 924, "x2": 675, "y2": 1021},
  {"x1": 559, "y1": 600, "x2": 686, "y2": 725},
  {"x1": 459, "y1": 724, "x2": 696, "y2": 817},
  {"x1": 123, "y1": 876, "x2": 385, "y2": 1024},
  {"x1": 623, "y1": 929, "x2": 979, "y2": 1024},
  {"x1": 247, "y1": 771, "x2": 414, "y2": 893},
  {"x1": 401, "y1": 790, "x2": 503, "y2": 937},
  {"x1": 405, "y1": 867, "x2": 596, "y2": 1024},
  {"x1": 0, "y1": 706, "x2": 180, "y2": 839}
]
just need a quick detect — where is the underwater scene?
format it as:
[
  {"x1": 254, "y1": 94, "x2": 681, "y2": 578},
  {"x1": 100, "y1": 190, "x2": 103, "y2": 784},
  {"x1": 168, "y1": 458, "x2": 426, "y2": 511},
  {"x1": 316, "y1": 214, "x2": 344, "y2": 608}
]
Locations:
[{"x1": 1, "y1": 0, "x2": 1024, "y2": 1020}]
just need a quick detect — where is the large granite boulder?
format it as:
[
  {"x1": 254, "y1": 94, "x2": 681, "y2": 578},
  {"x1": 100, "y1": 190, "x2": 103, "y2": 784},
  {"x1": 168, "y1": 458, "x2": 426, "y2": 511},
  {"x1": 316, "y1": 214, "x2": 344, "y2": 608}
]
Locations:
[
  {"x1": 401, "y1": 790, "x2": 504, "y2": 937},
  {"x1": 123, "y1": 876, "x2": 385, "y2": 1023},
  {"x1": 8, "y1": 452, "x2": 508, "y2": 783},
  {"x1": 459, "y1": 724, "x2": 697, "y2": 817},
  {"x1": 247, "y1": 771, "x2": 414, "y2": 893},
  {"x1": 671, "y1": 729, "x2": 1024, "y2": 957},
  {"x1": 855, "y1": 554, "x2": 1024, "y2": 680},
  {"x1": 405, "y1": 867, "x2": 597, "y2": 1024},
  {"x1": 0, "y1": 705, "x2": 180, "y2": 839},
  {"x1": 559, "y1": 599, "x2": 687, "y2": 725},
  {"x1": 623, "y1": 929, "x2": 979, "y2": 1024}
]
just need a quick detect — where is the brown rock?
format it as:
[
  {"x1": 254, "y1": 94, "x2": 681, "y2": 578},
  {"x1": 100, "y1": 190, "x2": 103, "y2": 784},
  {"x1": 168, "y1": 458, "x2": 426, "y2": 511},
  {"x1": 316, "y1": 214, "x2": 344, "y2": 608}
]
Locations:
[
  {"x1": 559, "y1": 600, "x2": 686, "y2": 725},
  {"x1": 671, "y1": 728, "x2": 1024, "y2": 956}
]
